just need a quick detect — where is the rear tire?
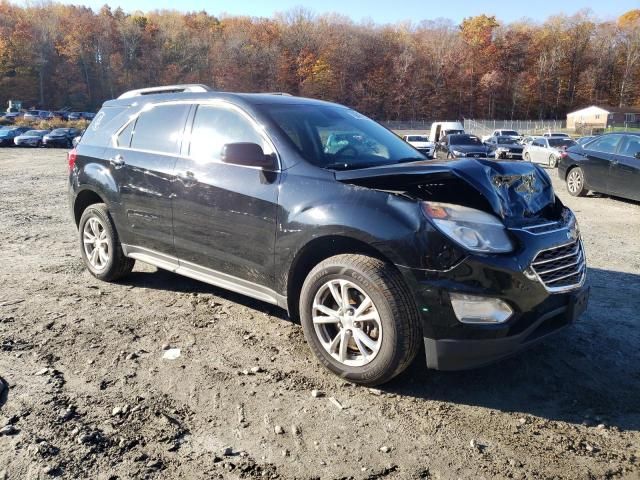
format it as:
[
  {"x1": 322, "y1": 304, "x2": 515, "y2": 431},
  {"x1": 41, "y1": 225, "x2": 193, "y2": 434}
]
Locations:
[
  {"x1": 79, "y1": 203, "x2": 135, "y2": 281},
  {"x1": 549, "y1": 154, "x2": 558, "y2": 168},
  {"x1": 566, "y1": 167, "x2": 587, "y2": 197},
  {"x1": 299, "y1": 254, "x2": 421, "y2": 386}
]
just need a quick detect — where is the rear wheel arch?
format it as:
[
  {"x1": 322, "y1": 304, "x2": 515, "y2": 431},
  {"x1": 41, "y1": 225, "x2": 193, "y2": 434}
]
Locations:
[
  {"x1": 73, "y1": 188, "x2": 107, "y2": 226},
  {"x1": 285, "y1": 235, "x2": 401, "y2": 321}
]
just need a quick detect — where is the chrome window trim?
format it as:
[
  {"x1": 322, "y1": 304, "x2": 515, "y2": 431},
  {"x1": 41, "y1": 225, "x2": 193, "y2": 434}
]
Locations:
[{"x1": 110, "y1": 99, "x2": 282, "y2": 171}]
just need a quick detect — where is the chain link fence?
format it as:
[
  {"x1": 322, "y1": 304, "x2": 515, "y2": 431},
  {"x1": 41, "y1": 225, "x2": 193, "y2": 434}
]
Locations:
[
  {"x1": 463, "y1": 119, "x2": 567, "y2": 137},
  {"x1": 380, "y1": 119, "x2": 569, "y2": 136}
]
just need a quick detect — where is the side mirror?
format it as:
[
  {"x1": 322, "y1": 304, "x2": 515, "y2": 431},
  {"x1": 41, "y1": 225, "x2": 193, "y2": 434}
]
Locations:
[{"x1": 221, "y1": 143, "x2": 274, "y2": 169}]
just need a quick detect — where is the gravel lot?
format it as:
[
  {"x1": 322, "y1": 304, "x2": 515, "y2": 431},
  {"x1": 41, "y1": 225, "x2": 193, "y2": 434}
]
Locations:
[{"x1": 1, "y1": 149, "x2": 639, "y2": 479}]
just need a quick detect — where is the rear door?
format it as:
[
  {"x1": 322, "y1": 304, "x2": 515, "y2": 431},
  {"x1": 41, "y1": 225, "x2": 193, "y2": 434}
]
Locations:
[
  {"x1": 609, "y1": 135, "x2": 640, "y2": 201},
  {"x1": 172, "y1": 102, "x2": 280, "y2": 288},
  {"x1": 530, "y1": 139, "x2": 544, "y2": 163},
  {"x1": 580, "y1": 134, "x2": 623, "y2": 193},
  {"x1": 106, "y1": 102, "x2": 191, "y2": 255}
]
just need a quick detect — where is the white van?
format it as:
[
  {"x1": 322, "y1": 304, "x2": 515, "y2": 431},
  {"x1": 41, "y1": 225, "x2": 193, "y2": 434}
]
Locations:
[{"x1": 429, "y1": 122, "x2": 465, "y2": 143}]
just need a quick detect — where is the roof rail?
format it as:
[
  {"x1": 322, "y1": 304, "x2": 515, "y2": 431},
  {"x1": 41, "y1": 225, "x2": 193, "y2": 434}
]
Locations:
[{"x1": 117, "y1": 84, "x2": 212, "y2": 99}]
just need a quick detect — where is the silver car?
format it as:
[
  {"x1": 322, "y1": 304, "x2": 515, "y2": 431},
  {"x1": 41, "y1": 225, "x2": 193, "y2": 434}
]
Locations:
[{"x1": 523, "y1": 137, "x2": 577, "y2": 168}]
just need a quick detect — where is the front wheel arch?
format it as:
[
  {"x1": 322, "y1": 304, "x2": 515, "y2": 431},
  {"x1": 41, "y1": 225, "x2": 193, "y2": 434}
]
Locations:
[{"x1": 285, "y1": 235, "x2": 398, "y2": 322}]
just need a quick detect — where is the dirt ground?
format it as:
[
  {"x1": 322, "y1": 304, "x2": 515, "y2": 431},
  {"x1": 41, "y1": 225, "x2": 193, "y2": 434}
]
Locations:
[{"x1": 1, "y1": 148, "x2": 639, "y2": 480}]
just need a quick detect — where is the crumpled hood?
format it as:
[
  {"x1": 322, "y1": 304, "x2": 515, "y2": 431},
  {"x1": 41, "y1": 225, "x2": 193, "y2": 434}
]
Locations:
[{"x1": 335, "y1": 158, "x2": 555, "y2": 220}]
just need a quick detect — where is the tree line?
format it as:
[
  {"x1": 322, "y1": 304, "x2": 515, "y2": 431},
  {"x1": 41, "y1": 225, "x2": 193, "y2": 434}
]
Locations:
[{"x1": 0, "y1": 2, "x2": 638, "y2": 121}]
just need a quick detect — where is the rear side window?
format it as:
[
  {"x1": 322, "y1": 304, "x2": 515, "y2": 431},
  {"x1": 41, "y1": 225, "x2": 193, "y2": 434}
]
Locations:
[
  {"x1": 587, "y1": 135, "x2": 622, "y2": 154},
  {"x1": 618, "y1": 135, "x2": 640, "y2": 158},
  {"x1": 130, "y1": 104, "x2": 191, "y2": 155}
]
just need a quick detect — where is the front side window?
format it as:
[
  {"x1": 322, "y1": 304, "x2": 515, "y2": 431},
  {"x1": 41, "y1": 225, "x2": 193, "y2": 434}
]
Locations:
[
  {"x1": 258, "y1": 104, "x2": 423, "y2": 170},
  {"x1": 586, "y1": 135, "x2": 622, "y2": 154},
  {"x1": 189, "y1": 104, "x2": 272, "y2": 162},
  {"x1": 548, "y1": 138, "x2": 576, "y2": 148},
  {"x1": 130, "y1": 103, "x2": 190, "y2": 155}
]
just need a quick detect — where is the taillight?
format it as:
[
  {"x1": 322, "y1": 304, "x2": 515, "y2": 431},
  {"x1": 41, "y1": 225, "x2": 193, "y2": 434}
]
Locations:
[
  {"x1": 560, "y1": 151, "x2": 568, "y2": 158},
  {"x1": 68, "y1": 148, "x2": 77, "y2": 171}
]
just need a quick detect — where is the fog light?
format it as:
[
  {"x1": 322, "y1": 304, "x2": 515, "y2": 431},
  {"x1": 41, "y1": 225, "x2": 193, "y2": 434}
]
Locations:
[{"x1": 450, "y1": 293, "x2": 513, "y2": 324}]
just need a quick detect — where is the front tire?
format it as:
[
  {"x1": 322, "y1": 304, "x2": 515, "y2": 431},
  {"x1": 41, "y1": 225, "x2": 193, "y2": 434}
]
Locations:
[
  {"x1": 549, "y1": 154, "x2": 558, "y2": 168},
  {"x1": 299, "y1": 254, "x2": 421, "y2": 386},
  {"x1": 79, "y1": 203, "x2": 135, "y2": 281},
  {"x1": 566, "y1": 167, "x2": 587, "y2": 197},
  {"x1": 524, "y1": 152, "x2": 531, "y2": 162}
]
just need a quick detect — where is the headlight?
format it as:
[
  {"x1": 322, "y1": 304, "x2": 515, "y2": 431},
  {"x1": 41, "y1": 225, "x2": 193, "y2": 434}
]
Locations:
[
  {"x1": 452, "y1": 150, "x2": 465, "y2": 157},
  {"x1": 422, "y1": 202, "x2": 514, "y2": 253}
]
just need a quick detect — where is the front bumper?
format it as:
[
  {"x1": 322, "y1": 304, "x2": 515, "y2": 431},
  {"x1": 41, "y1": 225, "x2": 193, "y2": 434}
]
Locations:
[
  {"x1": 423, "y1": 286, "x2": 588, "y2": 370},
  {"x1": 398, "y1": 228, "x2": 589, "y2": 371}
]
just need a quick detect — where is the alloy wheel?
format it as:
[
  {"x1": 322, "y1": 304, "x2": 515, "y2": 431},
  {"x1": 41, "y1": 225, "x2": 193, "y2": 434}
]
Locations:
[
  {"x1": 312, "y1": 279, "x2": 382, "y2": 367},
  {"x1": 83, "y1": 216, "x2": 110, "y2": 271},
  {"x1": 567, "y1": 170, "x2": 582, "y2": 194}
]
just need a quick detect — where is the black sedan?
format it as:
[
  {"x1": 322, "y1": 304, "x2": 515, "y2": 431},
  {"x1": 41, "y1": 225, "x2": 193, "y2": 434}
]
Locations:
[
  {"x1": 558, "y1": 132, "x2": 640, "y2": 201},
  {"x1": 435, "y1": 134, "x2": 492, "y2": 159},
  {"x1": 43, "y1": 128, "x2": 81, "y2": 148},
  {"x1": 0, "y1": 127, "x2": 30, "y2": 146},
  {"x1": 485, "y1": 136, "x2": 525, "y2": 159}
]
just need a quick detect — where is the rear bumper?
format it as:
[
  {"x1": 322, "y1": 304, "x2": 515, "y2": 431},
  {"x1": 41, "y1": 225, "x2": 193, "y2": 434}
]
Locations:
[{"x1": 424, "y1": 286, "x2": 588, "y2": 370}]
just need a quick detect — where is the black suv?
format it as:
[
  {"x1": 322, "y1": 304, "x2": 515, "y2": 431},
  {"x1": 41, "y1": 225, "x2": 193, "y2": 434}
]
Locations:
[{"x1": 69, "y1": 85, "x2": 589, "y2": 385}]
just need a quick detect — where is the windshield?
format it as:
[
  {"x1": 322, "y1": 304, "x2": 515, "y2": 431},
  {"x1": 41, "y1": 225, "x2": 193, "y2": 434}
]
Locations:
[
  {"x1": 50, "y1": 128, "x2": 69, "y2": 135},
  {"x1": 258, "y1": 104, "x2": 425, "y2": 169},
  {"x1": 497, "y1": 136, "x2": 519, "y2": 144},
  {"x1": 501, "y1": 130, "x2": 518, "y2": 136},
  {"x1": 407, "y1": 135, "x2": 428, "y2": 142},
  {"x1": 0, "y1": 130, "x2": 15, "y2": 137},
  {"x1": 548, "y1": 138, "x2": 576, "y2": 148},
  {"x1": 449, "y1": 135, "x2": 482, "y2": 145},
  {"x1": 24, "y1": 130, "x2": 45, "y2": 136}
]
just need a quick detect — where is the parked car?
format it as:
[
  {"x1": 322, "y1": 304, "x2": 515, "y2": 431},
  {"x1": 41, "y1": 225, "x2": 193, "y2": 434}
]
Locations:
[
  {"x1": 429, "y1": 121, "x2": 464, "y2": 142},
  {"x1": 0, "y1": 126, "x2": 30, "y2": 146},
  {"x1": 402, "y1": 134, "x2": 434, "y2": 158},
  {"x1": 14, "y1": 129, "x2": 50, "y2": 147},
  {"x1": 69, "y1": 84, "x2": 588, "y2": 385},
  {"x1": 67, "y1": 112, "x2": 95, "y2": 121},
  {"x1": 521, "y1": 135, "x2": 543, "y2": 145},
  {"x1": 1, "y1": 112, "x2": 24, "y2": 123},
  {"x1": 484, "y1": 136, "x2": 525, "y2": 159},
  {"x1": 543, "y1": 132, "x2": 570, "y2": 138},
  {"x1": 43, "y1": 128, "x2": 81, "y2": 148},
  {"x1": 523, "y1": 137, "x2": 577, "y2": 167},
  {"x1": 576, "y1": 136, "x2": 597, "y2": 146},
  {"x1": 435, "y1": 133, "x2": 492, "y2": 159},
  {"x1": 481, "y1": 129, "x2": 522, "y2": 143},
  {"x1": 23, "y1": 110, "x2": 54, "y2": 121},
  {"x1": 559, "y1": 132, "x2": 640, "y2": 201}
]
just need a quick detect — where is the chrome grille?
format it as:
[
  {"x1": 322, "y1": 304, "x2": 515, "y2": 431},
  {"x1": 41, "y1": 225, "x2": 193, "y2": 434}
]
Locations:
[
  {"x1": 531, "y1": 240, "x2": 586, "y2": 292},
  {"x1": 521, "y1": 221, "x2": 564, "y2": 234}
]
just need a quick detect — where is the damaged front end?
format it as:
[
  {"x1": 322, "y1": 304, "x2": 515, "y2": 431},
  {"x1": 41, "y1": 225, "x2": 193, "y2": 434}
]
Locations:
[{"x1": 335, "y1": 158, "x2": 589, "y2": 371}]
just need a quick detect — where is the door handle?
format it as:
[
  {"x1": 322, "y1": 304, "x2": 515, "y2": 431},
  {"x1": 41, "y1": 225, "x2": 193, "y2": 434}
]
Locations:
[{"x1": 110, "y1": 154, "x2": 125, "y2": 167}]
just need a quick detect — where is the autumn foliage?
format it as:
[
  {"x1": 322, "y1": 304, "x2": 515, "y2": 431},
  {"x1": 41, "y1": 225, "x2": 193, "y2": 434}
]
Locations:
[{"x1": 0, "y1": 3, "x2": 638, "y2": 121}]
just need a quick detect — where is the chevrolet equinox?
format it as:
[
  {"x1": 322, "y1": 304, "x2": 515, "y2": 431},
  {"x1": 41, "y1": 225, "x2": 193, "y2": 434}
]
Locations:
[{"x1": 68, "y1": 85, "x2": 589, "y2": 386}]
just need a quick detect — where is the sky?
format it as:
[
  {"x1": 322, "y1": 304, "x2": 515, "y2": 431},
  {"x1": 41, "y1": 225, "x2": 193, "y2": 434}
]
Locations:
[{"x1": 36, "y1": 0, "x2": 639, "y2": 24}]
